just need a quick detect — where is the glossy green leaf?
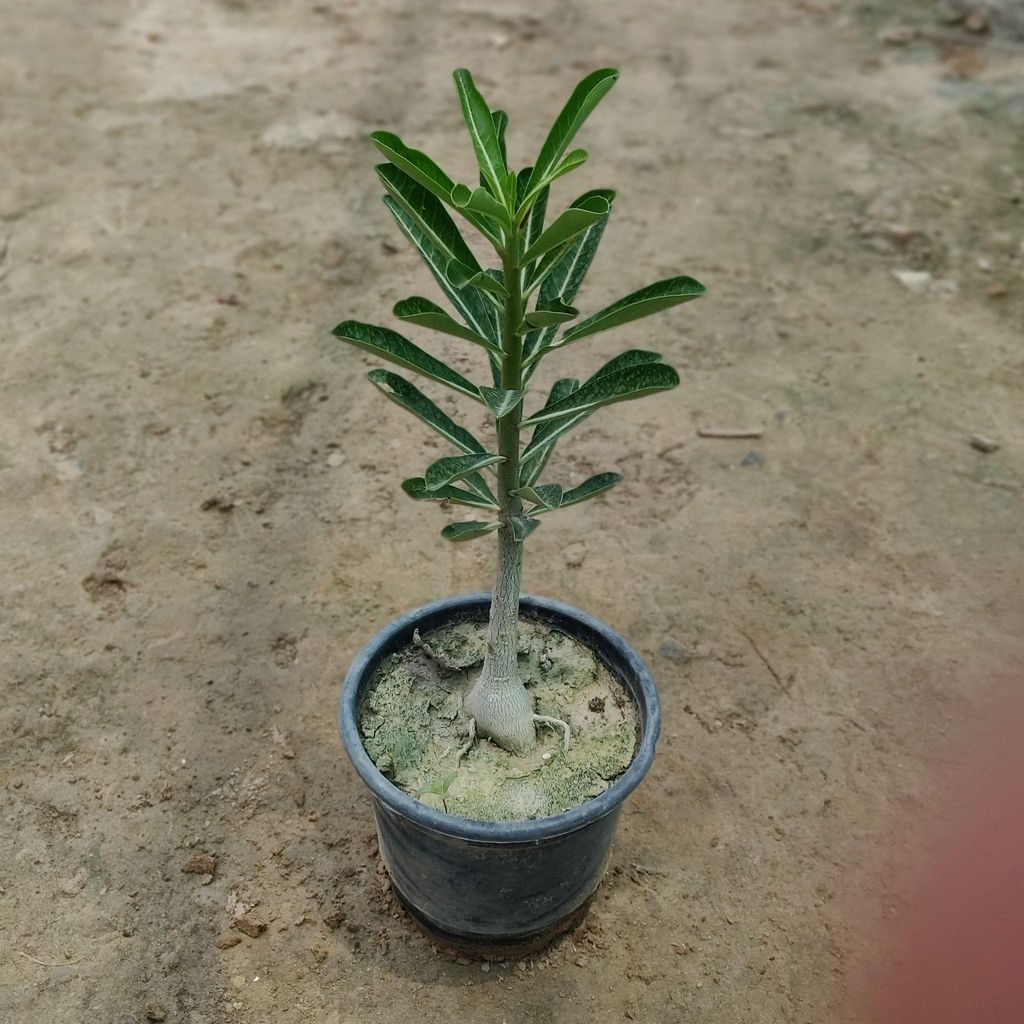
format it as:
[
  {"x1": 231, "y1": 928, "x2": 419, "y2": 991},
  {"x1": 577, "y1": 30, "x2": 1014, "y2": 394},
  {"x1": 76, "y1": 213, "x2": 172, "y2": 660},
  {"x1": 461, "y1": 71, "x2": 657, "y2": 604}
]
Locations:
[
  {"x1": 369, "y1": 131, "x2": 457, "y2": 205},
  {"x1": 561, "y1": 276, "x2": 706, "y2": 344},
  {"x1": 492, "y1": 109, "x2": 509, "y2": 165},
  {"x1": 522, "y1": 361, "x2": 679, "y2": 426},
  {"x1": 541, "y1": 148, "x2": 588, "y2": 189},
  {"x1": 382, "y1": 196, "x2": 501, "y2": 352},
  {"x1": 524, "y1": 297, "x2": 578, "y2": 328},
  {"x1": 518, "y1": 173, "x2": 548, "y2": 245},
  {"x1": 586, "y1": 349, "x2": 665, "y2": 380},
  {"x1": 453, "y1": 69, "x2": 508, "y2": 199},
  {"x1": 520, "y1": 378, "x2": 580, "y2": 483},
  {"x1": 523, "y1": 188, "x2": 614, "y2": 299},
  {"x1": 525, "y1": 69, "x2": 618, "y2": 197},
  {"x1": 513, "y1": 483, "x2": 563, "y2": 510},
  {"x1": 334, "y1": 321, "x2": 480, "y2": 400},
  {"x1": 479, "y1": 386, "x2": 523, "y2": 418},
  {"x1": 377, "y1": 164, "x2": 479, "y2": 269},
  {"x1": 402, "y1": 477, "x2": 499, "y2": 511},
  {"x1": 521, "y1": 194, "x2": 611, "y2": 264},
  {"x1": 441, "y1": 520, "x2": 500, "y2": 542},
  {"x1": 366, "y1": 369, "x2": 486, "y2": 455},
  {"x1": 447, "y1": 259, "x2": 509, "y2": 299},
  {"x1": 558, "y1": 472, "x2": 623, "y2": 508},
  {"x1": 425, "y1": 453, "x2": 504, "y2": 491},
  {"x1": 509, "y1": 515, "x2": 540, "y2": 541},
  {"x1": 451, "y1": 184, "x2": 511, "y2": 229},
  {"x1": 393, "y1": 296, "x2": 499, "y2": 352},
  {"x1": 523, "y1": 190, "x2": 614, "y2": 365}
]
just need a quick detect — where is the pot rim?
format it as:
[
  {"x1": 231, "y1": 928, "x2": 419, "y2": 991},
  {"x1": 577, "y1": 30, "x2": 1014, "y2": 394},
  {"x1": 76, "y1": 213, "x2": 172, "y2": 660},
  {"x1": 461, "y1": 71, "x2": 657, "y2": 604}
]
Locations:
[{"x1": 338, "y1": 592, "x2": 661, "y2": 844}]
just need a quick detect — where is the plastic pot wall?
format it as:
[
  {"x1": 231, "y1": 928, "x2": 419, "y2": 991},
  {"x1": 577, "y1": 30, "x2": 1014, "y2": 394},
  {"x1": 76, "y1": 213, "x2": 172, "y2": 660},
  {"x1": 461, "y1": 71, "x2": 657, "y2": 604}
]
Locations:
[{"x1": 339, "y1": 593, "x2": 661, "y2": 956}]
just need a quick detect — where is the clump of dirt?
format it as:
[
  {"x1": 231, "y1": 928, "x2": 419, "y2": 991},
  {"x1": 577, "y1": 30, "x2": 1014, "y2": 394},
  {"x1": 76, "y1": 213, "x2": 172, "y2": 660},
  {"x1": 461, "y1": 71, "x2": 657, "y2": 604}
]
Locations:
[{"x1": 358, "y1": 619, "x2": 639, "y2": 822}]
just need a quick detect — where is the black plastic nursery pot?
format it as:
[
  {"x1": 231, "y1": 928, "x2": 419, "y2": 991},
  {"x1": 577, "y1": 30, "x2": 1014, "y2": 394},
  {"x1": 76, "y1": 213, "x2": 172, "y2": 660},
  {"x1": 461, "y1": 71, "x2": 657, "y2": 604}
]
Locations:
[{"x1": 339, "y1": 592, "x2": 661, "y2": 958}]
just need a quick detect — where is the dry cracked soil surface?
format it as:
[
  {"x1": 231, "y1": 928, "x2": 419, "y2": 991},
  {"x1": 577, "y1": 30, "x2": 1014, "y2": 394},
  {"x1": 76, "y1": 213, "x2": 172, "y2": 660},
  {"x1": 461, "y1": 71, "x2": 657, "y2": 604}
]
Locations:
[{"x1": 2, "y1": 1, "x2": 1024, "y2": 1022}]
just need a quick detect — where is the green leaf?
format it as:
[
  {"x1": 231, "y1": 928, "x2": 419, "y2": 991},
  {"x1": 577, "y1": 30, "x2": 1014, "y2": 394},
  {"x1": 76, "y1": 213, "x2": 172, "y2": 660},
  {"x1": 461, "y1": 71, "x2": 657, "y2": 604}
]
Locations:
[
  {"x1": 382, "y1": 196, "x2": 502, "y2": 351},
  {"x1": 523, "y1": 188, "x2": 614, "y2": 298},
  {"x1": 558, "y1": 472, "x2": 622, "y2": 508},
  {"x1": 544, "y1": 148, "x2": 588, "y2": 187},
  {"x1": 446, "y1": 260, "x2": 509, "y2": 299},
  {"x1": 513, "y1": 483, "x2": 563, "y2": 510},
  {"x1": 525, "y1": 68, "x2": 619, "y2": 198},
  {"x1": 393, "y1": 296, "x2": 500, "y2": 352},
  {"x1": 369, "y1": 131, "x2": 457, "y2": 205},
  {"x1": 521, "y1": 193, "x2": 611, "y2": 264},
  {"x1": 366, "y1": 369, "x2": 486, "y2": 455},
  {"x1": 523, "y1": 190, "x2": 614, "y2": 365},
  {"x1": 561, "y1": 276, "x2": 706, "y2": 344},
  {"x1": 333, "y1": 320, "x2": 480, "y2": 400},
  {"x1": 586, "y1": 349, "x2": 664, "y2": 381},
  {"x1": 442, "y1": 520, "x2": 500, "y2": 542},
  {"x1": 453, "y1": 69, "x2": 509, "y2": 200},
  {"x1": 523, "y1": 361, "x2": 678, "y2": 425},
  {"x1": 420, "y1": 770, "x2": 459, "y2": 797},
  {"x1": 524, "y1": 297, "x2": 578, "y2": 329},
  {"x1": 402, "y1": 477, "x2": 499, "y2": 511},
  {"x1": 451, "y1": 184, "x2": 511, "y2": 229},
  {"x1": 377, "y1": 164, "x2": 479, "y2": 269},
  {"x1": 518, "y1": 168, "x2": 549, "y2": 254},
  {"x1": 509, "y1": 515, "x2": 540, "y2": 541},
  {"x1": 478, "y1": 386, "x2": 523, "y2": 418},
  {"x1": 492, "y1": 110, "x2": 509, "y2": 166},
  {"x1": 520, "y1": 378, "x2": 580, "y2": 484},
  {"x1": 425, "y1": 453, "x2": 504, "y2": 491}
]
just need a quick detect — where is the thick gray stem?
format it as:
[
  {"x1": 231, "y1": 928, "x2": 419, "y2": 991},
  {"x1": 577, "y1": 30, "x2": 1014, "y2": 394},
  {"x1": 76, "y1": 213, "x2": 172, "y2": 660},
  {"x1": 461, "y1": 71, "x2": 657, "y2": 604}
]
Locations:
[{"x1": 464, "y1": 225, "x2": 537, "y2": 754}]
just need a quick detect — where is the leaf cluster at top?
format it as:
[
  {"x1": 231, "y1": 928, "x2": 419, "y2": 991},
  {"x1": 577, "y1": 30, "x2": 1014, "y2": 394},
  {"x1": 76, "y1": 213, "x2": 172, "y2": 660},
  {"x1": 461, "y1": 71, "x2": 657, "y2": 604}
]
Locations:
[{"x1": 332, "y1": 68, "x2": 705, "y2": 541}]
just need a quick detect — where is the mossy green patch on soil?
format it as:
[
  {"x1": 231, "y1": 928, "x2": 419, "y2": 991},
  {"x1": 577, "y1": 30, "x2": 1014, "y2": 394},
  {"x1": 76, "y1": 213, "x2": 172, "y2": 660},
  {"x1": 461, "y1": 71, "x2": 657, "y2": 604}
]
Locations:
[{"x1": 358, "y1": 619, "x2": 639, "y2": 822}]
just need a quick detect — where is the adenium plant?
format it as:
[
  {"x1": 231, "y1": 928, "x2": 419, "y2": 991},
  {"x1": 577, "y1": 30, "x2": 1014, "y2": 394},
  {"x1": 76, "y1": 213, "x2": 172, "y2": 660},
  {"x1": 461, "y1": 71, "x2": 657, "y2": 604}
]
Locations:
[{"x1": 333, "y1": 68, "x2": 704, "y2": 755}]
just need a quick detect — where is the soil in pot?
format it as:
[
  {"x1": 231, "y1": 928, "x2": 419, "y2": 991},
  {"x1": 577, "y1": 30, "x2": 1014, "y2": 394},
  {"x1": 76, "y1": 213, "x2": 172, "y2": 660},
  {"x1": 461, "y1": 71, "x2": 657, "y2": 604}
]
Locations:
[{"x1": 358, "y1": 618, "x2": 639, "y2": 822}]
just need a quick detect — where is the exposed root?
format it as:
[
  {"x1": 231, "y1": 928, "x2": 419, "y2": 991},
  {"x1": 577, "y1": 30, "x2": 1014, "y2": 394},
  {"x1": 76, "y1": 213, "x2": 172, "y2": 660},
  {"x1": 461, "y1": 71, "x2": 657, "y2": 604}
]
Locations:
[
  {"x1": 455, "y1": 717, "x2": 476, "y2": 764},
  {"x1": 413, "y1": 628, "x2": 456, "y2": 674},
  {"x1": 533, "y1": 714, "x2": 571, "y2": 753}
]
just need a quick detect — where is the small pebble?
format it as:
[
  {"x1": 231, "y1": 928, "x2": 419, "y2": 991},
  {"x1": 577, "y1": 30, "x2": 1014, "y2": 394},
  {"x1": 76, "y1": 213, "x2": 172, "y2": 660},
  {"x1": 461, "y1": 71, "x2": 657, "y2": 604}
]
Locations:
[
  {"x1": 145, "y1": 1006, "x2": 167, "y2": 1022},
  {"x1": 480, "y1": 962, "x2": 490, "y2": 973},
  {"x1": 740, "y1": 450, "x2": 764, "y2": 467},
  {"x1": 970, "y1": 434, "x2": 1000, "y2": 453}
]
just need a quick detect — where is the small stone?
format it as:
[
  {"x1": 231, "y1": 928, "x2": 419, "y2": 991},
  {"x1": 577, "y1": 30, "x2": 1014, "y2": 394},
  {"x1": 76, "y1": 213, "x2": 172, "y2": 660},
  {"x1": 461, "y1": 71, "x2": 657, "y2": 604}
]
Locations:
[
  {"x1": 986, "y1": 283, "x2": 1008, "y2": 298},
  {"x1": 575, "y1": 956, "x2": 588, "y2": 967},
  {"x1": 216, "y1": 933, "x2": 242, "y2": 949},
  {"x1": 964, "y1": 8, "x2": 989, "y2": 32},
  {"x1": 182, "y1": 854, "x2": 217, "y2": 876},
  {"x1": 878, "y1": 23, "x2": 915, "y2": 45},
  {"x1": 480, "y1": 962, "x2": 490, "y2": 973},
  {"x1": 740, "y1": 450, "x2": 764, "y2": 467},
  {"x1": 588, "y1": 696, "x2": 606, "y2": 713},
  {"x1": 659, "y1": 639, "x2": 692, "y2": 663},
  {"x1": 893, "y1": 269, "x2": 932, "y2": 292},
  {"x1": 232, "y1": 914, "x2": 267, "y2": 938},
  {"x1": 970, "y1": 434, "x2": 1000, "y2": 453},
  {"x1": 323, "y1": 907, "x2": 347, "y2": 930},
  {"x1": 325, "y1": 451, "x2": 345, "y2": 468},
  {"x1": 145, "y1": 1006, "x2": 167, "y2": 1022},
  {"x1": 563, "y1": 541, "x2": 586, "y2": 568}
]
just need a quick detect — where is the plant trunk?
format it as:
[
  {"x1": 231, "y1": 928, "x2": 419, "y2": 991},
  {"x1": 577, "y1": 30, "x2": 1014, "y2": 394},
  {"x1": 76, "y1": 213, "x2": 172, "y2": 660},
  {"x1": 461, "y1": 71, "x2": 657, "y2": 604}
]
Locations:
[{"x1": 464, "y1": 227, "x2": 537, "y2": 753}]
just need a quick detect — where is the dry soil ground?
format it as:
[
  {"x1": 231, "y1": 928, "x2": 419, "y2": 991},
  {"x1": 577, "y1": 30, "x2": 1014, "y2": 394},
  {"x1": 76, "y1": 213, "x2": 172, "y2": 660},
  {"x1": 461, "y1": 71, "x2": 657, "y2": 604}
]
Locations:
[{"x1": 2, "y1": 1, "x2": 1024, "y2": 1022}]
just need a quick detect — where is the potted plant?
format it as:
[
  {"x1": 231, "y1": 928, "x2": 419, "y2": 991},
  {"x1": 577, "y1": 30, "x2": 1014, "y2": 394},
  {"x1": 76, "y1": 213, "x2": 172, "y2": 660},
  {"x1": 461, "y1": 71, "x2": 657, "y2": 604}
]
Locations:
[{"x1": 334, "y1": 67, "x2": 704, "y2": 957}]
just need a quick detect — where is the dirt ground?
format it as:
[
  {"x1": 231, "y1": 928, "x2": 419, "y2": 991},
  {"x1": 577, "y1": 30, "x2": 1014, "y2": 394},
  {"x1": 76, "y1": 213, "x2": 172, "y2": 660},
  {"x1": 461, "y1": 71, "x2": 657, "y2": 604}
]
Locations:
[{"x1": 2, "y1": 1, "x2": 1023, "y2": 1022}]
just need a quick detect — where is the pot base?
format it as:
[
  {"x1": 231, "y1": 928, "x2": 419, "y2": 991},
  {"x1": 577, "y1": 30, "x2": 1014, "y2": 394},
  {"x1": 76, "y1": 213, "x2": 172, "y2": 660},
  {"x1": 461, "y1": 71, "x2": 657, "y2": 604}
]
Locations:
[{"x1": 390, "y1": 878, "x2": 596, "y2": 961}]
